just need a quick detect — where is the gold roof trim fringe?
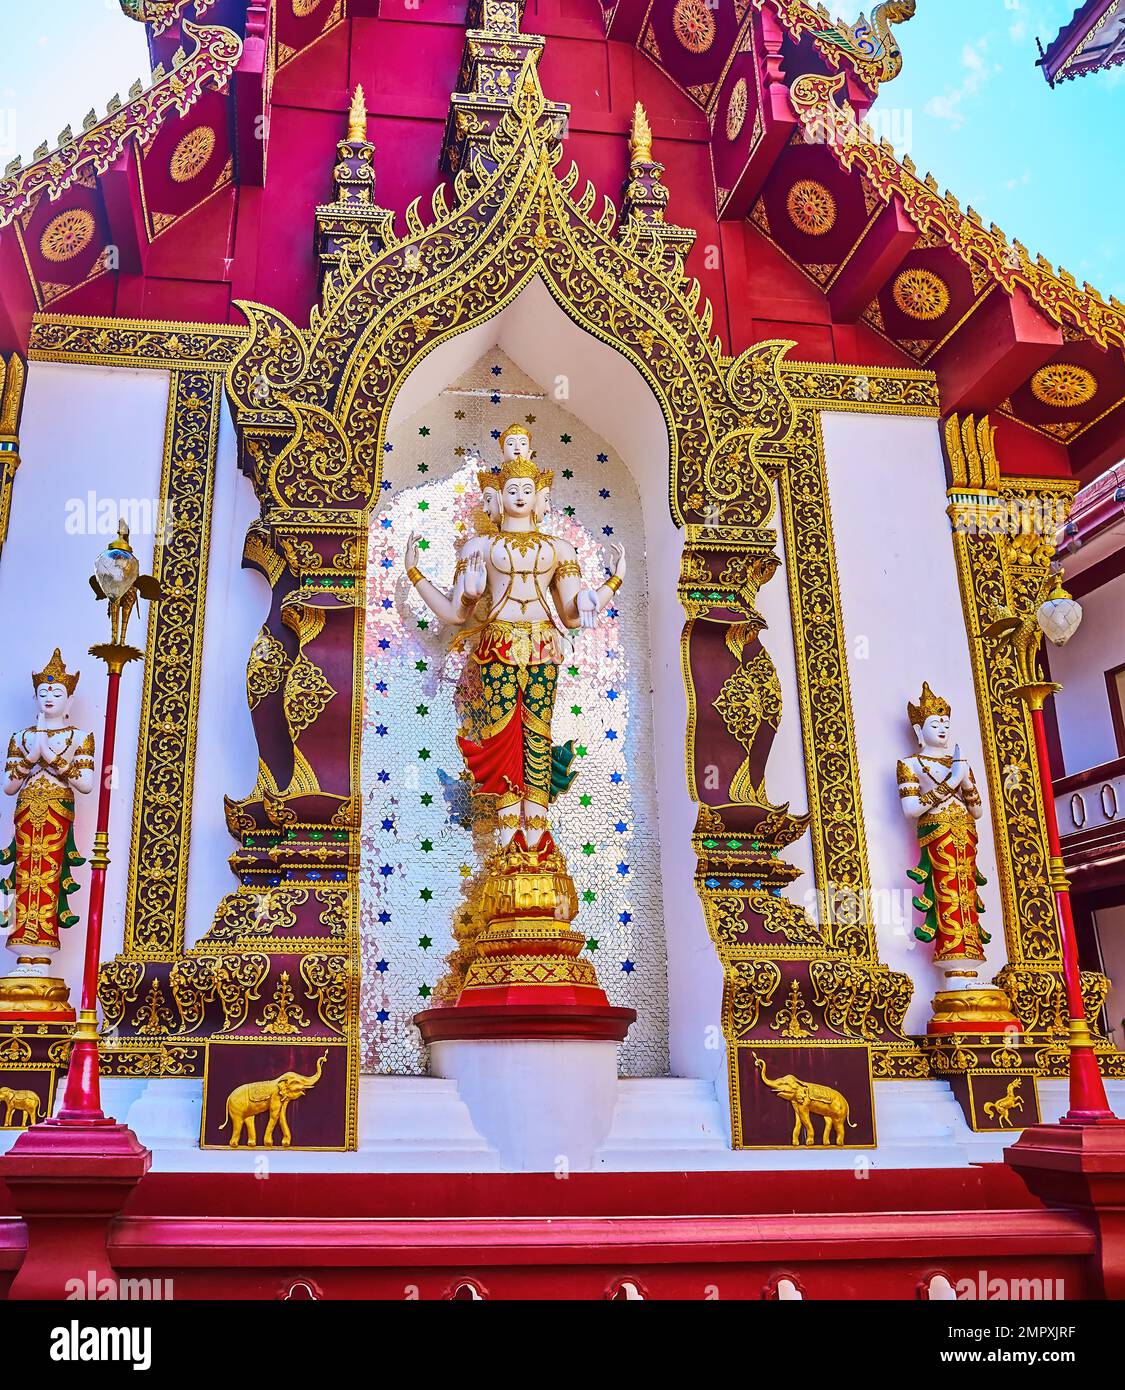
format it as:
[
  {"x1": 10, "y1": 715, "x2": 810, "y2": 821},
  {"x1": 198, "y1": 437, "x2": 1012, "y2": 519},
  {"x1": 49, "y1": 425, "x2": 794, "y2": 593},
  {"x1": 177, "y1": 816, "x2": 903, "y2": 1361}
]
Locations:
[{"x1": 789, "y1": 71, "x2": 1125, "y2": 355}]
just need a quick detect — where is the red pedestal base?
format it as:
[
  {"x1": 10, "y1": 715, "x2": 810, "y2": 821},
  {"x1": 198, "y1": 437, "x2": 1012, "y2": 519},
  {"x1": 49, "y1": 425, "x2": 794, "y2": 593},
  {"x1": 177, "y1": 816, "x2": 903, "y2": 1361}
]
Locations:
[
  {"x1": 1005, "y1": 1121, "x2": 1125, "y2": 1299},
  {"x1": 416, "y1": 1001, "x2": 636, "y2": 1043},
  {"x1": 926, "y1": 1019, "x2": 1019, "y2": 1036},
  {"x1": 1, "y1": 1121, "x2": 151, "y2": 1300}
]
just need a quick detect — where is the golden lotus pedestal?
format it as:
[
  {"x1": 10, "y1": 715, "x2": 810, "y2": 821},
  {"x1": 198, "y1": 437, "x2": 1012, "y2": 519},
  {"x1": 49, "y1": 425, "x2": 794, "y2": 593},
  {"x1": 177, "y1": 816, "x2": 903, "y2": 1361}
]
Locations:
[
  {"x1": 927, "y1": 985, "x2": 1020, "y2": 1036},
  {"x1": 0, "y1": 971, "x2": 74, "y2": 1021},
  {"x1": 416, "y1": 832, "x2": 634, "y2": 1043}
]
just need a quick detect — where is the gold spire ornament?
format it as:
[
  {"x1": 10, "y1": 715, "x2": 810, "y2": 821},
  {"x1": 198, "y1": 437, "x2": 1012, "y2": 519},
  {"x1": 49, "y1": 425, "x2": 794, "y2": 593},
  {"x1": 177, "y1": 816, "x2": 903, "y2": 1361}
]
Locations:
[
  {"x1": 347, "y1": 84, "x2": 368, "y2": 143},
  {"x1": 629, "y1": 101, "x2": 653, "y2": 165}
]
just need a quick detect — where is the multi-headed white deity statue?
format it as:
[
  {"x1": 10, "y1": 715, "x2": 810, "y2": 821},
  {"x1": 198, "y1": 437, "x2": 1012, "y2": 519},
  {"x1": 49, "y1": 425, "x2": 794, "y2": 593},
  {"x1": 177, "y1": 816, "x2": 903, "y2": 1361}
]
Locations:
[{"x1": 404, "y1": 423, "x2": 625, "y2": 852}]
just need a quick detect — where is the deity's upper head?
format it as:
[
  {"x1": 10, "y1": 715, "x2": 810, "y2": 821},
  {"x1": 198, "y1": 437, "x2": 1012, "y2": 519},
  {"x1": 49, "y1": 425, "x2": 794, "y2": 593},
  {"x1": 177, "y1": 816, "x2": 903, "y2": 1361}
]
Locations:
[
  {"x1": 478, "y1": 424, "x2": 554, "y2": 502},
  {"x1": 500, "y1": 424, "x2": 532, "y2": 462},
  {"x1": 32, "y1": 649, "x2": 78, "y2": 717},
  {"x1": 908, "y1": 682, "x2": 951, "y2": 748}
]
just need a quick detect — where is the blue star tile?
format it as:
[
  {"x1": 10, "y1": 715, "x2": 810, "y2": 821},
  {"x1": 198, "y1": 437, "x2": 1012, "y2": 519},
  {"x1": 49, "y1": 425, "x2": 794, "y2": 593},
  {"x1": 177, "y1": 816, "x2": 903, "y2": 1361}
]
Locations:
[
  {"x1": 375, "y1": 960, "x2": 389, "y2": 972},
  {"x1": 381, "y1": 817, "x2": 395, "y2": 831},
  {"x1": 621, "y1": 960, "x2": 635, "y2": 973},
  {"x1": 615, "y1": 821, "x2": 627, "y2": 833},
  {"x1": 377, "y1": 911, "x2": 391, "y2": 924},
  {"x1": 617, "y1": 862, "x2": 629, "y2": 876},
  {"x1": 376, "y1": 1009, "x2": 390, "y2": 1023},
  {"x1": 606, "y1": 689, "x2": 618, "y2": 700},
  {"x1": 619, "y1": 910, "x2": 632, "y2": 924},
  {"x1": 379, "y1": 863, "x2": 394, "y2": 877}
]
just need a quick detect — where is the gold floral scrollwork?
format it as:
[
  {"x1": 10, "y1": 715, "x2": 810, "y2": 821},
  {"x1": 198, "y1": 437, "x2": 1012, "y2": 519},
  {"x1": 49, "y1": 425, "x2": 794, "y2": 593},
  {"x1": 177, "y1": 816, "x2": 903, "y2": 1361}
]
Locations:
[
  {"x1": 994, "y1": 964, "x2": 1065, "y2": 1036},
  {"x1": 283, "y1": 651, "x2": 336, "y2": 739},
  {"x1": 131, "y1": 978, "x2": 176, "y2": 1034},
  {"x1": 246, "y1": 625, "x2": 288, "y2": 708},
  {"x1": 98, "y1": 958, "x2": 146, "y2": 1030},
  {"x1": 809, "y1": 959, "x2": 912, "y2": 1040},
  {"x1": 300, "y1": 954, "x2": 350, "y2": 1033},
  {"x1": 255, "y1": 970, "x2": 311, "y2": 1034},
  {"x1": 945, "y1": 421, "x2": 1079, "y2": 968},
  {"x1": 714, "y1": 636, "x2": 782, "y2": 805},
  {"x1": 120, "y1": 369, "x2": 222, "y2": 959},
  {"x1": 169, "y1": 952, "x2": 270, "y2": 1032},
  {"x1": 728, "y1": 959, "x2": 783, "y2": 1036},
  {"x1": 316, "y1": 889, "x2": 350, "y2": 937}
]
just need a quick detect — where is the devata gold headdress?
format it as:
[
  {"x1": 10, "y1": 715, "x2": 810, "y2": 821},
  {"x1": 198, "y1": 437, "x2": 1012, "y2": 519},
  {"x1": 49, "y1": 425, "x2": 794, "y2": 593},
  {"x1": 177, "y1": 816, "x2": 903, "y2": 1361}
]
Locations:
[
  {"x1": 478, "y1": 424, "x2": 554, "y2": 492},
  {"x1": 32, "y1": 648, "x2": 79, "y2": 696},
  {"x1": 907, "y1": 682, "x2": 950, "y2": 727}
]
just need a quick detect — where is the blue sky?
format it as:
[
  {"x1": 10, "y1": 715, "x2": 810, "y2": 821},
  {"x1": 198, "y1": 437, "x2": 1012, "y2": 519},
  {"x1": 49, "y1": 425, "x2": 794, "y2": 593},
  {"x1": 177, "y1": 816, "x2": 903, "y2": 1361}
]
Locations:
[{"x1": 0, "y1": 1, "x2": 1121, "y2": 300}]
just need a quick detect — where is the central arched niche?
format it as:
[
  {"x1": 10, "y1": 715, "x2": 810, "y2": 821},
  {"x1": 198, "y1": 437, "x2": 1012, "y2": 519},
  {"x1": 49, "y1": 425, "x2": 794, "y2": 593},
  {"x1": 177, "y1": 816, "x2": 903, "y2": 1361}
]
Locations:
[{"x1": 356, "y1": 276, "x2": 713, "y2": 1079}]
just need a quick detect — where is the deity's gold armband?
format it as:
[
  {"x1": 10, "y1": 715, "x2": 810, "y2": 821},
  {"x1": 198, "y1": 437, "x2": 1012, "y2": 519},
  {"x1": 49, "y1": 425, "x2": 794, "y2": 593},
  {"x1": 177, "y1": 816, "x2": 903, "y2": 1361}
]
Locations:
[
  {"x1": 407, "y1": 566, "x2": 425, "y2": 586},
  {"x1": 604, "y1": 573, "x2": 623, "y2": 594}
]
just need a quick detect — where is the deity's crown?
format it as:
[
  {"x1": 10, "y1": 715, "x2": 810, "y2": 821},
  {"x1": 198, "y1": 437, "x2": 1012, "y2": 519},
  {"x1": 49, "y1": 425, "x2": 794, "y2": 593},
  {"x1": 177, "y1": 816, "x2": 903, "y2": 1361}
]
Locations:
[
  {"x1": 33, "y1": 648, "x2": 79, "y2": 696},
  {"x1": 907, "y1": 681, "x2": 950, "y2": 727},
  {"x1": 479, "y1": 425, "x2": 553, "y2": 491}
]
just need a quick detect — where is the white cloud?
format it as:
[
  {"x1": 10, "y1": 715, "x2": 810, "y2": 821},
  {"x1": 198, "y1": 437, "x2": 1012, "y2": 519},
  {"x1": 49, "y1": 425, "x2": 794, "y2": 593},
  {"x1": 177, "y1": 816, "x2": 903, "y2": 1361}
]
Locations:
[{"x1": 924, "y1": 38, "x2": 996, "y2": 128}]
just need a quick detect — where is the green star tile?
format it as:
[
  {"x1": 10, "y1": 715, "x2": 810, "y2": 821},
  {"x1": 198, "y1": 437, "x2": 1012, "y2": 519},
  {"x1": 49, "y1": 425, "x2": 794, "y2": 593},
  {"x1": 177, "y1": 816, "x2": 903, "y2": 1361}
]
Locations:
[
  {"x1": 418, "y1": 501, "x2": 430, "y2": 511},
  {"x1": 417, "y1": 619, "x2": 429, "y2": 630},
  {"x1": 578, "y1": 794, "x2": 592, "y2": 807},
  {"x1": 570, "y1": 704, "x2": 582, "y2": 716},
  {"x1": 415, "y1": 660, "x2": 428, "y2": 672},
  {"x1": 418, "y1": 748, "x2": 431, "y2": 760},
  {"x1": 419, "y1": 935, "x2": 433, "y2": 950},
  {"x1": 585, "y1": 937, "x2": 599, "y2": 951},
  {"x1": 564, "y1": 506, "x2": 576, "y2": 517},
  {"x1": 562, "y1": 468, "x2": 573, "y2": 479},
  {"x1": 418, "y1": 426, "x2": 431, "y2": 436},
  {"x1": 416, "y1": 704, "x2": 429, "y2": 716},
  {"x1": 575, "y1": 745, "x2": 587, "y2": 757},
  {"x1": 419, "y1": 888, "x2": 433, "y2": 902},
  {"x1": 581, "y1": 843, "x2": 595, "y2": 856},
  {"x1": 421, "y1": 839, "x2": 433, "y2": 852},
  {"x1": 582, "y1": 889, "x2": 596, "y2": 904},
  {"x1": 420, "y1": 793, "x2": 434, "y2": 806},
  {"x1": 560, "y1": 433, "x2": 572, "y2": 444},
  {"x1": 418, "y1": 462, "x2": 429, "y2": 473},
  {"x1": 417, "y1": 539, "x2": 430, "y2": 550},
  {"x1": 567, "y1": 665, "x2": 579, "y2": 677},
  {"x1": 418, "y1": 983, "x2": 432, "y2": 997}
]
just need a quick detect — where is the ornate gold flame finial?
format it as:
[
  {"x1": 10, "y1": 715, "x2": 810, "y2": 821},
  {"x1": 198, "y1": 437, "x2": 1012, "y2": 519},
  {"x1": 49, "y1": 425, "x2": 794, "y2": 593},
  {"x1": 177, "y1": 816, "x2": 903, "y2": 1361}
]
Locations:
[
  {"x1": 629, "y1": 101, "x2": 653, "y2": 165},
  {"x1": 347, "y1": 84, "x2": 368, "y2": 142},
  {"x1": 32, "y1": 648, "x2": 79, "y2": 696},
  {"x1": 907, "y1": 682, "x2": 950, "y2": 728}
]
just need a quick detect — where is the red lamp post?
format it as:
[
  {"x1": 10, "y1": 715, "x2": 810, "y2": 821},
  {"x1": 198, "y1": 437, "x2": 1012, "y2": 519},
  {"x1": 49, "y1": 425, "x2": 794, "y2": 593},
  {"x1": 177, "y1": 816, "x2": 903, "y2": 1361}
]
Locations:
[
  {"x1": 9, "y1": 523, "x2": 159, "y2": 1140},
  {"x1": 1, "y1": 525, "x2": 159, "y2": 1298},
  {"x1": 984, "y1": 575, "x2": 1116, "y2": 1124}
]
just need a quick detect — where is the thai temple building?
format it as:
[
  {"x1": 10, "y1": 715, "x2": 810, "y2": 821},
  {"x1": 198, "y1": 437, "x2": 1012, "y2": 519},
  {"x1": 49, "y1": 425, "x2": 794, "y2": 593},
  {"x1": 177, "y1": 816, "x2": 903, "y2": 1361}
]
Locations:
[{"x1": 1, "y1": 0, "x2": 1125, "y2": 1304}]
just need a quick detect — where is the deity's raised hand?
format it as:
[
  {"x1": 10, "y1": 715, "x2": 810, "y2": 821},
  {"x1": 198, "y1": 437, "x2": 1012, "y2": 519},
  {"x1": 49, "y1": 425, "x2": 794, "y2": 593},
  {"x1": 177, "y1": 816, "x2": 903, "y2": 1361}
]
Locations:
[
  {"x1": 607, "y1": 541, "x2": 626, "y2": 582},
  {"x1": 404, "y1": 532, "x2": 421, "y2": 573},
  {"x1": 462, "y1": 550, "x2": 488, "y2": 599}
]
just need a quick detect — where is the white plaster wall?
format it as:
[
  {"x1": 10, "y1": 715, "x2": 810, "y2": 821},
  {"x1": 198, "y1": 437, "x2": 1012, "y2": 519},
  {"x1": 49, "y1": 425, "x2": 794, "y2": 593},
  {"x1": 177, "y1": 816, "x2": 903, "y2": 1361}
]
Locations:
[
  {"x1": 821, "y1": 411, "x2": 1007, "y2": 1034},
  {"x1": 0, "y1": 362, "x2": 169, "y2": 993},
  {"x1": 1048, "y1": 568, "x2": 1125, "y2": 776},
  {"x1": 183, "y1": 400, "x2": 264, "y2": 945}
]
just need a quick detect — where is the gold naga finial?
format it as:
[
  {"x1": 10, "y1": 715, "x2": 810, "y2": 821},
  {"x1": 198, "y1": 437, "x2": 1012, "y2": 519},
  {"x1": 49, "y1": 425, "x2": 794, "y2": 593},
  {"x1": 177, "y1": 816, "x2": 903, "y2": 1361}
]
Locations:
[
  {"x1": 629, "y1": 101, "x2": 653, "y2": 165},
  {"x1": 347, "y1": 84, "x2": 368, "y2": 142}
]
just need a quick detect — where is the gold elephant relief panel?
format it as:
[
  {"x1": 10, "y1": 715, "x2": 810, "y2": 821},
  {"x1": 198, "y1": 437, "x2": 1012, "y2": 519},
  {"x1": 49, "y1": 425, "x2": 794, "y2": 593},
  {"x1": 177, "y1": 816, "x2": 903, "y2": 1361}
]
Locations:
[
  {"x1": 733, "y1": 1043, "x2": 876, "y2": 1149},
  {"x1": 201, "y1": 1041, "x2": 349, "y2": 1151}
]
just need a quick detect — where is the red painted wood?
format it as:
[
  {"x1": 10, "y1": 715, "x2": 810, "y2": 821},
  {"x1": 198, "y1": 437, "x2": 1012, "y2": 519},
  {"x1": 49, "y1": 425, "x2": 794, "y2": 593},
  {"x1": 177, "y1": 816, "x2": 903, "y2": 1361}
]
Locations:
[
  {"x1": 415, "y1": 1002, "x2": 636, "y2": 1041},
  {"x1": 930, "y1": 285, "x2": 1065, "y2": 415}
]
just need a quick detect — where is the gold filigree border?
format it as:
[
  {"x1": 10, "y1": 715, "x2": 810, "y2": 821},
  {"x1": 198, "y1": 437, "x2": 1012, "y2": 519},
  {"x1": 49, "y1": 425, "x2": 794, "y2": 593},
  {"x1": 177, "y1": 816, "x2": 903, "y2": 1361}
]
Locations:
[
  {"x1": 123, "y1": 370, "x2": 222, "y2": 958},
  {"x1": 28, "y1": 313, "x2": 245, "y2": 373}
]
